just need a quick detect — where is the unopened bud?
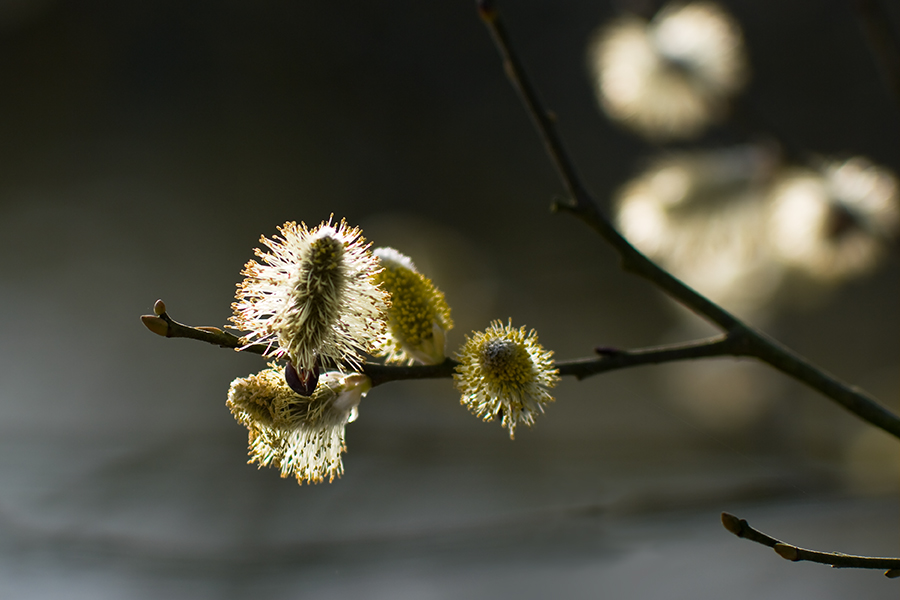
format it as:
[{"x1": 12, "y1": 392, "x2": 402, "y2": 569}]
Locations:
[
  {"x1": 774, "y1": 544, "x2": 799, "y2": 561},
  {"x1": 285, "y1": 361, "x2": 320, "y2": 396},
  {"x1": 141, "y1": 315, "x2": 169, "y2": 337},
  {"x1": 720, "y1": 512, "x2": 743, "y2": 536}
]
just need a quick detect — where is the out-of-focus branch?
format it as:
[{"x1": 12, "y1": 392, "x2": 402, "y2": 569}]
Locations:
[
  {"x1": 141, "y1": 302, "x2": 751, "y2": 387},
  {"x1": 855, "y1": 0, "x2": 900, "y2": 115},
  {"x1": 476, "y1": 0, "x2": 900, "y2": 441},
  {"x1": 722, "y1": 513, "x2": 900, "y2": 577}
]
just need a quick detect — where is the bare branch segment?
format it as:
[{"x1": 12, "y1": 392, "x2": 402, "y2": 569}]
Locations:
[{"x1": 722, "y1": 512, "x2": 900, "y2": 577}]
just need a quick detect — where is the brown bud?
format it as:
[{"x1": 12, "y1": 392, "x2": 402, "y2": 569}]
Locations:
[
  {"x1": 720, "y1": 512, "x2": 743, "y2": 537},
  {"x1": 141, "y1": 315, "x2": 169, "y2": 337},
  {"x1": 285, "y1": 361, "x2": 320, "y2": 396},
  {"x1": 774, "y1": 543, "x2": 799, "y2": 561},
  {"x1": 153, "y1": 299, "x2": 167, "y2": 316}
]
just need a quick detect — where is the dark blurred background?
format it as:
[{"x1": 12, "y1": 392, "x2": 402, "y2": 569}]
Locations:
[{"x1": 0, "y1": 1, "x2": 897, "y2": 598}]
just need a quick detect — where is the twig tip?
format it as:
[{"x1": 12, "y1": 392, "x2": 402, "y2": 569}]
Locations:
[
  {"x1": 550, "y1": 199, "x2": 574, "y2": 213},
  {"x1": 141, "y1": 315, "x2": 169, "y2": 337},
  {"x1": 721, "y1": 512, "x2": 743, "y2": 537},
  {"x1": 550, "y1": 198, "x2": 578, "y2": 214}
]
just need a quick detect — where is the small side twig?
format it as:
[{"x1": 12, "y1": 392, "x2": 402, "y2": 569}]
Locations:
[
  {"x1": 556, "y1": 334, "x2": 749, "y2": 379},
  {"x1": 141, "y1": 299, "x2": 269, "y2": 355},
  {"x1": 722, "y1": 512, "x2": 900, "y2": 577}
]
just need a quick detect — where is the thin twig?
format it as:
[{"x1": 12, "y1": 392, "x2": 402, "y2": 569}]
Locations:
[
  {"x1": 141, "y1": 307, "x2": 751, "y2": 387},
  {"x1": 142, "y1": 311, "x2": 269, "y2": 356},
  {"x1": 555, "y1": 335, "x2": 747, "y2": 379},
  {"x1": 476, "y1": 1, "x2": 900, "y2": 441},
  {"x1": 722, "y1": 513, "x2": 900, "y2": 577}
]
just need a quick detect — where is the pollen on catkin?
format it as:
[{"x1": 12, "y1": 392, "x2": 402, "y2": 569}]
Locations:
[
  {"x1": 227, "y1": 366, "x2": 372, "y2": 484},
  {"x1": 372, "y1": 247, "x2": 453, "y2": 365},
  {"x1": 230, "y1": 217, "x2": 389, "y2": 372},
  {"x1": 454, "y1": 319, "x2": 559, "y2": 439}
]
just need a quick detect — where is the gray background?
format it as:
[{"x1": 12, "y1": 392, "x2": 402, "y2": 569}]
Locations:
[{"x1": 0, "y1": 0, "x2": 897, "y2": 598}]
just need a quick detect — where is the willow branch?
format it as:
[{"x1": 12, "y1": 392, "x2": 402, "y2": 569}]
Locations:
[
  {"x1": 722, "y1": 513, "x2": 900, "y2": 578},
  {"x1": 476, "y1": 1, "x2": 900, "y2": 441},
  {"x1": 477, "y1": 0, "x2": 740, "y2": 332},
  {"x1": 141, "y1": 303, "x2": 753, "y2": 387}
]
